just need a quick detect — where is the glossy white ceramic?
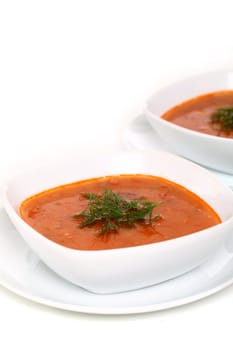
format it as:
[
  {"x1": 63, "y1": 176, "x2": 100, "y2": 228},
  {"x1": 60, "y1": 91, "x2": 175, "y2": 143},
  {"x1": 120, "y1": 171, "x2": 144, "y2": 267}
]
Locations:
[
  {"x1": 2, "y1": 151, "x2": 233, "y2": 294},
  {"x1": 2, "y1": 207, "x2": 233, "y2": 314},
  {"x1": 145, "y1": 70, "x2": 233, "y2": 174}
]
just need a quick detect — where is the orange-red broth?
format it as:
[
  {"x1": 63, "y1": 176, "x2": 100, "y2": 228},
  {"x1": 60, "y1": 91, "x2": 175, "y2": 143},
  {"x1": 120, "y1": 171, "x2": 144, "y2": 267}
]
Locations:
[
  {"x1": 162, "y1": 91, "x2": 233, "y2": 138},
  {"x1": 19, "y1": 175, "x2": 220, "y2": 250}
]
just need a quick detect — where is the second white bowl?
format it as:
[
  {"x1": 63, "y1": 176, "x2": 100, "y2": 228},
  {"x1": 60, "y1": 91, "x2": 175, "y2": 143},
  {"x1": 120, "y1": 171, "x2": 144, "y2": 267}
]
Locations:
[{"x1": 145, "y1": 70, "x2": 233, "y2": 174}]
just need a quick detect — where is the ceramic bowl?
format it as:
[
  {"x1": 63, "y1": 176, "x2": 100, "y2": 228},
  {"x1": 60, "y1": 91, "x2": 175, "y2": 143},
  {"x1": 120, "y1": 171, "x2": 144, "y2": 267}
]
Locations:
[
  {"x1": 145, "y1": 70, "x2": 233, "y2": 174},
  {"x1": 2, "y1": 150, "x2": 233, "y2": 294}
]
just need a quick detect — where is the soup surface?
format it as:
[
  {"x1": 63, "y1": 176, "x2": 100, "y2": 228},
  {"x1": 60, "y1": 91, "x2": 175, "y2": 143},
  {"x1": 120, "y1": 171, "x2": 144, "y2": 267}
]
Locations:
[
  {"x1": 162, "y1": 90, "x2": 233, "y2": 138},
  {"x1": 19, "y1": 175, "x2": 220, "y2": 250}
]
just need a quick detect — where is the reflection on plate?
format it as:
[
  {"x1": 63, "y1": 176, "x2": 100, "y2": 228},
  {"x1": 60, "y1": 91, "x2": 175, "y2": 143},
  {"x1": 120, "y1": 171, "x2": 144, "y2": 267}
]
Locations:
[
  {"x1": 1, "y1": 208, "x2": 233, "y2": 314},
  {"x1": 122, "y1": 114, "x2": 233, "y2": 189}
]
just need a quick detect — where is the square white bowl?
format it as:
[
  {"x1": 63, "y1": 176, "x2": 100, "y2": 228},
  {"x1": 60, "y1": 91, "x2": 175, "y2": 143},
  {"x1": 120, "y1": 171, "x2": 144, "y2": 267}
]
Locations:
[{"x1": 2, "y1": 150, "x2": 233, "y2": 294}]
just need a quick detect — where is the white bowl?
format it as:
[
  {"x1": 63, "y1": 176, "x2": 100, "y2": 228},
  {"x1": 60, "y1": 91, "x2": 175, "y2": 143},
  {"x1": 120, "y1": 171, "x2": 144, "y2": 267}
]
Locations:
[
  {"x1": 2, "y1": 150, "x2": 233, "y2": 294},
  {"x1": 145, "y1": 70, "x2": 233, "y2": 174}
]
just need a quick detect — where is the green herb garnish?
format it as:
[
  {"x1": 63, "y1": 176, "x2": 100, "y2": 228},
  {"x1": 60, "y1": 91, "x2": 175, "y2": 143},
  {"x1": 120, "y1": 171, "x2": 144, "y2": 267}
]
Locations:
[
  {"x1": 73, "y1": 189, "x2": 161, "y2": 235},
  {"x1": 211, "y1": 106, "x2": 233, "y2": 130}
]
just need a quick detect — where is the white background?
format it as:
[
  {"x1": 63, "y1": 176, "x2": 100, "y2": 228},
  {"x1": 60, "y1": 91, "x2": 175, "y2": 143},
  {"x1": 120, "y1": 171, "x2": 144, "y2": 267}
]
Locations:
[{"x1": 0, "y1": 1, "x2": 233, "y2": 349}]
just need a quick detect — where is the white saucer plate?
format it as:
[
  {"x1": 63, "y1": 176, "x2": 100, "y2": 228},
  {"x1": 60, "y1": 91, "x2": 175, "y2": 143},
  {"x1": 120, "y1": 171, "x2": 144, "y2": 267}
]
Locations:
[
  {"x1": 122, "y1": 114, "x2": 233, "y2": 189},
  {"x1": 1, "y1": 208, "x2": 233, "y2": 314}
]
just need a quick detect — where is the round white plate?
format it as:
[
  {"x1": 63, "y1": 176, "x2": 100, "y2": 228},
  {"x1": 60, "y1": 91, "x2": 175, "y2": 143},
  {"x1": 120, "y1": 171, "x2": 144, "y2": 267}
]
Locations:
[
  {"x1": 1, "y1": 208, "x2": 233, "y2": 314},
  {"x1": 122, "y1": 114, "x2": 233, "y2": 189}
]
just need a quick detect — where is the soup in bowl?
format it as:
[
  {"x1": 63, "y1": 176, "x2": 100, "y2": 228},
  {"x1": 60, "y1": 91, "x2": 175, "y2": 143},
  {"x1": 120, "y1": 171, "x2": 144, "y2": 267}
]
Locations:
[
  {"x1": 2, "y1": 150, "x2": 233, "y2": 293},
  {"x1": 145, "y1": 70, "x2": 233, "y2": 174}
]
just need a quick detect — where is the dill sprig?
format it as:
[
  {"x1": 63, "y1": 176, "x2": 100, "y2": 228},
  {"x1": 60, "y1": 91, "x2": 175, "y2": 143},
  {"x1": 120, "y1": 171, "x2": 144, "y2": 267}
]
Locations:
[
  {"x1": 73, "y1": 189, "x2": 161, "y2": 235},
  {"x1": 211, "y1": 106, "x2": 233, "y2": 130}
]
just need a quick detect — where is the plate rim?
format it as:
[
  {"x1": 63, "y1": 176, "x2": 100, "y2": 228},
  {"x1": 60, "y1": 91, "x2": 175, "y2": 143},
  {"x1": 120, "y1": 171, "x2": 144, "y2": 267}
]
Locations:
[
  {"x1": 1, "y1": 269, "x2": 233, "y2": 315},
  {"x1": 1, "y1": 207, "x2": 233, "y2": 314}
]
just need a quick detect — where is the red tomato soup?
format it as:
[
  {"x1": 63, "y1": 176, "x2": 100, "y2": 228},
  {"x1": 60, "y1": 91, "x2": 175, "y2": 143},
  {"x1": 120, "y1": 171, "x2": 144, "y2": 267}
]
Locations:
[
  {"x1": 162, "y1": 91, "x2": 233, "y2": 138},
  {"x1": 19, "y1": 175, "x2": 220, "y2": 250}
]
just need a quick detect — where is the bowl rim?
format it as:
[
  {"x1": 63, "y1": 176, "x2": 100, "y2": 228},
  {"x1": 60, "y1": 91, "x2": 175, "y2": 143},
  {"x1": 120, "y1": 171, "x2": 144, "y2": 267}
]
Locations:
[
  {"x1": 2, "y1": 150, "x2": 233, "y2": 255},
  {"x1": 147, "y1": 68, "x2": 233, "y2": 103}
]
